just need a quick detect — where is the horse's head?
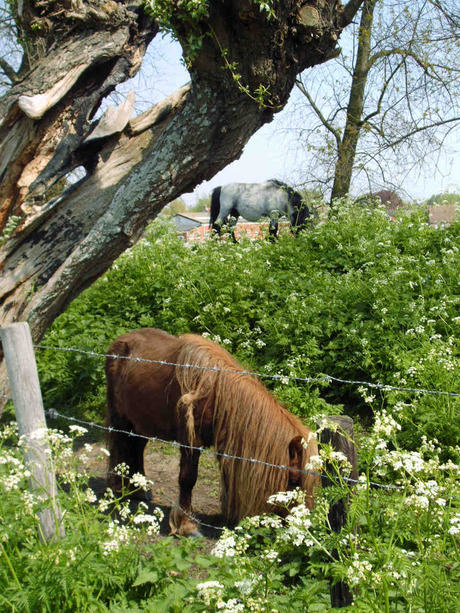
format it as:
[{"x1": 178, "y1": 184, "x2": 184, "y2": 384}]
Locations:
[
  {"x1": 288, "y1": 191, "x2": 311, "y2": 231},
  {"x1": 288, "y1": 435, "x2": 304, "y2": 486},
  {"x1": 288, "y1": 433, "x2": 319, "y2": 510}
]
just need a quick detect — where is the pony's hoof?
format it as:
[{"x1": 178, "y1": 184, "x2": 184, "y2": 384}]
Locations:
[
  {"x1": 142, "y1": 490, "x2": 154, "y2": 503},
  {"x1": 169, "y1": 507, "x2": 202, "y2": 537},
  {"x1": 169, "y1": 527, "x2": 203, "y2": 538},
  {"x1": 125, "y1": 489, "x2": 154, "y2": 503}
]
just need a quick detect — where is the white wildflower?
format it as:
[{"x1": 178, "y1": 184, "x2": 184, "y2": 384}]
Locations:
[
  {"x1": 304, "y1": 455, "x2": 323, "y2": 471},
  {"x1": 217, "y1": 599, "x2": 244, "y2": 613},
  {"x1": 346, "y1": 554, "x2": 373, "y2": 587},
  {"x1": 262, "y1": 549, "x2": 279, "y2": 562},
  {"x1": 235, "y1": 577, "x2": 257, "y2": 596},
  {"x1": 69, "y1": 425, "x2": 88, "y2": 436},
  {"x1": 84, "y1": 488, "x2": 97, "y2": 504},
  {"x1": 267, "y1": 488, "x2": 305, "y2": 507},
  {"x1": 130, "y1": 473, "x2": 151, "y2": 491},
  {"x1": 196, "y1": 581, "x2": 224, "y2": 606}
]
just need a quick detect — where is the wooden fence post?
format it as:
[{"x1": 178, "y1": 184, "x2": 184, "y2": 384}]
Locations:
[
  {"x1": 0, "y1": 322, "x2": 65, "y2": 542},
  {"x1": 317, "y1": 415, "x2": 358, "y2": 608}
]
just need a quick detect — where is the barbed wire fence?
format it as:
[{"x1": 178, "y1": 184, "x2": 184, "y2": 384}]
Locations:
[
  {"x1": 2, "y1": 323, "x2": 459, "y2": 607},
  {"x1": 33, "y1": 343, "x2": 460, "y2": 398},
  {"x1": 1, "y1": 332, "x2": 459, "y2": 538},
  {"x1": 4, "y1": 340, "x2": 460, "y2": 484}
]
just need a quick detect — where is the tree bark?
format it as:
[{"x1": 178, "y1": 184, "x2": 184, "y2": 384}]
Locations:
[
  {"x1": 0, "y1": 0, "x2": 363, "y2": 405},
  {"x1": 330, "y1": 0, "x2": 376, "y2": 202}
]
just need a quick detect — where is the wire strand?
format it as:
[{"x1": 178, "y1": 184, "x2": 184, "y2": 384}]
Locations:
[{"x1": 34, "y1": 343, "x2": 460, "y2": 398}]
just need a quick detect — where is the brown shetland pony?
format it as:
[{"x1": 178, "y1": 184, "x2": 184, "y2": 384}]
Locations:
[{"x1": 105, "y1": 328, "x2": 319, "y2": 536}]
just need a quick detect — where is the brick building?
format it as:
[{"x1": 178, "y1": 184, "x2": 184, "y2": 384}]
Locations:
[{"x1": 172, "y1": 211, "x2": 286, "y2": 242}]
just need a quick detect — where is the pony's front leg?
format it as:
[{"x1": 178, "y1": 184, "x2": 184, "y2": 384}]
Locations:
[{"x1": 169, "y1": 447, "x2": 202, "y2": 537}]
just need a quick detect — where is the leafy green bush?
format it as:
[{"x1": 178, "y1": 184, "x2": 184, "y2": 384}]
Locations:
[
  {"x1": 4, "y1": 198, "x2": 460, "y2": 610},
  {"x1": 37, "y1": 199, "x2": 460, "y2": 452},
  {"x1": 1, "y1": 411, "x2": 459, "y2": 612}
]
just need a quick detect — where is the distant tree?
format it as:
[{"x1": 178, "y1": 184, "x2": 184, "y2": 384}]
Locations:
[
  {"x1": 160, "y1": 198, "x2": 187, "y2": 218},
  {"x1": 188, "y1": 194, "x2": 211, "y2": 213},
  {"x1": 287, "y1": 0, "x2": 460, "y2": 201},
  {"x1": 370, "y1": 190, "x2": 404, "y2": 209},
  {"x1": 426, "y1": 192, "x2": 460, "y2": 206}
]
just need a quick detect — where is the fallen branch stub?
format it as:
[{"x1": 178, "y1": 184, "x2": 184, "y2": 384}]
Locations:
[{"x1": 317, "y1": 415, "x2": 358, "y2": 608}]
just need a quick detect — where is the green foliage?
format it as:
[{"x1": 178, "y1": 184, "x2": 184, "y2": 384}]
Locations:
[
  {"x1": 3, "y1": 198, "x2": 460, "y2": 610},
  {"x1": 0, "y1": 215, "x2": 21, "y2": 246},
  {"x1": 37, "y1": 199, "x2": 460, "y2": 453},
  {"x1": 188, "y1": 193, "x2": 211, "y2": 213},
  {"x1": 426, "y1": 191, "x2": 460, "y2": 206},
  {"x1": 0, "y1": 423, "x2": 201, "y2": 612},
  {"x1": 196, "y1": 413, "x2": 460, "y2": 613},
  {"x1": 160, "y1": 198, "x2": 188, "y2": 219},
  {"x1": 2, "y1": 416, "x2": 458, "y2": 612}
]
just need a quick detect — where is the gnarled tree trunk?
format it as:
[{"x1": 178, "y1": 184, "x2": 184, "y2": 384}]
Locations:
[{"x1": 0, "y1": 0, "x2": 362, "y2": 405}]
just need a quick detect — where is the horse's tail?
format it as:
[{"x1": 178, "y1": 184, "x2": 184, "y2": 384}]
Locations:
[
  {"x1": 105, "y1": 339, "x2": 130, "y2": 427},
  {"x1": 210, "y1": 186, "x2": 222, "y2": 229},
  {"x1": 105, "y1": 339, "x2": 133, "y2": 481}
]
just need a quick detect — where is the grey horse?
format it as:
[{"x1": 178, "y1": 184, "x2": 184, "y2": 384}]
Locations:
[{"x1": 210, "y1": 180, "x2": 310, "y2": 240}]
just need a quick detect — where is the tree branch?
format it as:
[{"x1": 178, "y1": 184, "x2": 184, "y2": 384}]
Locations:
[
  {"x1": 361, "y1": 58, "x2": 404, "y2": 126},
  {"x1": 382, "y1": 115, "x2": 460, "y2": 150},
  {"x1": 340, "y1": 0, "x2": 365, "y2": 28},
  {"x1": 369, "y1": 47, "x2": 458, "y2": 81},
  {"x1": 0, "y1": 57, "x2": 19, "y2": 84},
  {"x1": 295, "y1": 79, "x2": 342, "y2": 147}
]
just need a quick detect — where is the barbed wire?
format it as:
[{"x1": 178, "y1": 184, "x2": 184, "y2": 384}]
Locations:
[
  {"x1": 46, "y1": 408, "x2": 407, "y2": 492},
  {"x1": 2, "y1": 377, "x2": 456, "y2": 497},
  {"x1": 34, "y1": 343, "x2": 460, "y2": 398},
  {"x1": 46, "y1": 408, "x2": 327, "y2": 482},
  {"x1": 47, "y1": 410, "x2": 459, "y2": 530},
  {"x1": 2, "y1": 398, "x2": 458, "y2": 532}
]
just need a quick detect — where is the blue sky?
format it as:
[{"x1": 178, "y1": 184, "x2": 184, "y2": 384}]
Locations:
[{"x1": 124, "y1": 34, "x2": 459, "y2": 206}]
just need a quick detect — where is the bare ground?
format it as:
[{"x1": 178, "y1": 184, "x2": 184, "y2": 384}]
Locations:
[{"x1": 77, "y1": 438, "x2": 224, "y2": 540}]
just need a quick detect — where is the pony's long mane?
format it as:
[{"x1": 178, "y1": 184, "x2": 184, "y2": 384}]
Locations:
[{"x1": 175, "y1": 334, "x2": 317, "y2": 523}]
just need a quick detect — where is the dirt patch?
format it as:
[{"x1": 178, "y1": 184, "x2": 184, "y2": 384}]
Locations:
[{"x1": 78, "y1": 438, "x2": 224, "y2": 540}]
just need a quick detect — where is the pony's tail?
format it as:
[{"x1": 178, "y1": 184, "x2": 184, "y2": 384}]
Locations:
[
  {"x1": 105, "y1": 340, "x2": 130, "y2": 428},
  {"x1": 210, "y1": 186, "x2": 222, "y2": 229}
]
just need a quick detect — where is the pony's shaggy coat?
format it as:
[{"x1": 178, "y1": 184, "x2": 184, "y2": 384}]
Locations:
[{"x1": 106, "y1": 328, "x2": 318, "y2": 533}]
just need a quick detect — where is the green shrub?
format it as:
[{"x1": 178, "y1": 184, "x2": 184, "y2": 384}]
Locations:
[{"x1": 37, "y1": 199, "x2": 460, "y2": 451}]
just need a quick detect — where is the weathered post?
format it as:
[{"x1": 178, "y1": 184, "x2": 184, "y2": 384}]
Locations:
[
  {"x1": 0, "y1": 322, "x2": 64, "y2": 542},
  {"x1": 318, "y1": 415, "x2": 358, "y2": 608}
]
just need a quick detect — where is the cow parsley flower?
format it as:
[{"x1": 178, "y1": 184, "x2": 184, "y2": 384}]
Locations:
[
  {"x1": 346, "y1": 554, "x2": 373, "y2": 587},
  {"x1": 130, "y1": 473, "x2": 151, "y2": 491},
  {"x1": 69, "y1": 425, "x2": 88, "y2": 436},
  {"x1": 196, "y1": 581, "x2": 224, "y2": 606}
]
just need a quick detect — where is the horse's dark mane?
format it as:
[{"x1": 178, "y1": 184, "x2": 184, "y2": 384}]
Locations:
[
  {"x1": 268, "y1": 178, "x2": 287, "y2": 188},
  {"x1": 268, "y1": 179, "x2": 301, "y2": 206}
]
